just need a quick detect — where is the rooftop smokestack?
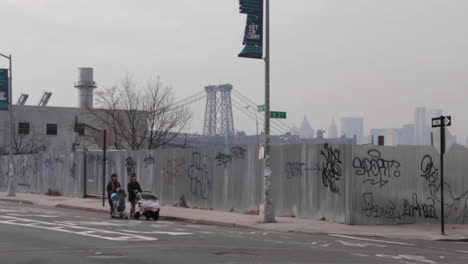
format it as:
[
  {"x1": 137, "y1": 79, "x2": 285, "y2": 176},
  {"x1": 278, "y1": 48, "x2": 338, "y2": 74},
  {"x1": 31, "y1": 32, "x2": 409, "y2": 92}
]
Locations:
[{"x1": 74, "y1": 67, "x2": 96, "y2": 109}]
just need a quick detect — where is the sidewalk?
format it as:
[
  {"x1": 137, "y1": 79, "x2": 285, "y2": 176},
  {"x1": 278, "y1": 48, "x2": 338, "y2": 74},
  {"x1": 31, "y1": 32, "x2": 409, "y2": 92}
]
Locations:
[{"x1": 1, "y1": 192, "x2": 467, "y2": 242}]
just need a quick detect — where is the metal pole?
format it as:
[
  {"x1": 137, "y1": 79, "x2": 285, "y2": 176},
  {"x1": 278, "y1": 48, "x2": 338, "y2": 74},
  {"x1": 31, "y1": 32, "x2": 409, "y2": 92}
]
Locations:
[
  {"x1": 6, "y1": 55, "x2": 15, "y2": 197},
  {"x1": 440, "y1": 120, "x2": 445, "y2": 235},
  {"x1": 262, "y1": 0, "x2": 275, "y2": 223},
  {"x1": 83, "y1": 149, "x2": 87, "y2": 198},
  {"x1": 102, "y1": 130, "x2": 107, "y2": 207}
]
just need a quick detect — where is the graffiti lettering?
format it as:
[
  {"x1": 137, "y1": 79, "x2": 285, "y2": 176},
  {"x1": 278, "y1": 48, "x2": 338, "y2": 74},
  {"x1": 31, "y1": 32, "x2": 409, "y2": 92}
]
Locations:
[
  {"x1": 362, "y1": 193, "x2": 400, "y2": 220},
  {"x1": 144, "y1": 154, "x2": 155, "y2": 168},
  {"x1": 125, "y1": 157, "x2": 136, "y2": 177},
  {"x1": 231, "y1": 147, "x2": 247, "y2": 159},
  {"x1": 420, "y1": 155, "x2": 468, "y2": 223},
  {"x1": 163, "y1": 158, "x2": 186, "y2": 185},
  {"x1": 215, "y1": 152, "x2": 232, "y2": 168},
  {"x1": 313, "y1": 144, "x2": 342, "y2": 193},
  {"x1": 286, "y1": 162, "x2": 305, "y2": 179},
  {"x1": 187, "y1": 152, "x2": 210, "y2": 200},
  {"x1": 401, "y1": 193, "x2": 438, "y2": 219},
  {"x1": 353, "y1": 149, "x2": 401, "y2": 187}
]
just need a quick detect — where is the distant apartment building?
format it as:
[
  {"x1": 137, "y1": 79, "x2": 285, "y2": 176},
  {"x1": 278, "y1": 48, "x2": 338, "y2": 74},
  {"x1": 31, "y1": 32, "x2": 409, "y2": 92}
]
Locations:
[
  {"x1": 340, "y1": 117, "x2": 364, "y2": 144},
  {"x1": 400, "y1": 124, "x2": 415, "y2": 145},
  {"x1": 370, "y1": 128, "x2": 400, "y2": 146},
  {"x1": 328, "y1": 118, "x2": 338, "y2": 139},
  {"x1": 414, "y1": 107, "x2": 443, "y2": 146}
]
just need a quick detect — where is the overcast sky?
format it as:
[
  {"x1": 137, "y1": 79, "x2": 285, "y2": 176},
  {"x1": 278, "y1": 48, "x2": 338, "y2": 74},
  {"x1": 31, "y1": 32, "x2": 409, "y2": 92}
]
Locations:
[{"x1": 1, "y1": 0, "x2": 467, "y2": 142}]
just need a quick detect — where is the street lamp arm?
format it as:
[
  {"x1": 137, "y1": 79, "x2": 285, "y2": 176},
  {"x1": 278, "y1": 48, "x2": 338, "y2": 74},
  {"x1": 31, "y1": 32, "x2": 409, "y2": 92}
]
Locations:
[{"x1": 0, "y1": 53, "x2": 10, "y2": 60}]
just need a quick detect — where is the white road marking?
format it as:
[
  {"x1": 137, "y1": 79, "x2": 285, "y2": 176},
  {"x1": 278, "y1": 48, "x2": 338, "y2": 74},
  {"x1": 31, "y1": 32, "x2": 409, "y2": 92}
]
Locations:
[
  {"x1": 375, "y1": 254, "x2": 437, "y2": 264},
  {"x1": 0, "y1": 215, "x2": 157, "y2": 241},
  {"x1": 456, "y1": 250, "x2": 468, "y2": 254},
  {"x1": 338, "y1": 240, "x2": 385, "y2": 248},
  {"x1": 330, "y1": 234, "x2": 415, "y2": 246},
  {"x1": 119, "y1": 229, "x2": 194, "y2": 236},
  {"x1": 352, "y1": 253, "x2": 369, "y2": 257},
  {"x1": 7, "y1": 214, "x2": 60, "y2": 218},
  {"x1": 55, "y1": 221, "x2": 139, "y2": 227}
]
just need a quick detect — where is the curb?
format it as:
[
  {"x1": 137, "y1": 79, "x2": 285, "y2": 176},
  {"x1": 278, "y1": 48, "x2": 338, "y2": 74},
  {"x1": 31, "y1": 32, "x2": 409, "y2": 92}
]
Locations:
[
  {"x1": 0, "y1": 198, "x2": 34, "y2": 205},
  {"x1": 434, "y1": 238, "x2": 468, "y2": 242},
  {"x1": 54, "y1": 203, "x2": 255, "y2": 230}
]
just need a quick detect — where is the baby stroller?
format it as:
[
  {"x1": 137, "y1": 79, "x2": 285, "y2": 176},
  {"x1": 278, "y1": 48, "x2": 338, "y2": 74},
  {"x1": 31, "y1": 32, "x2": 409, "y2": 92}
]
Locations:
[
  {"x1": 110, "y1": 188, "x2": 128, "y2": 219},
  {"x1": 134, "y1": 191, "x2": 160, "y2": 221}
]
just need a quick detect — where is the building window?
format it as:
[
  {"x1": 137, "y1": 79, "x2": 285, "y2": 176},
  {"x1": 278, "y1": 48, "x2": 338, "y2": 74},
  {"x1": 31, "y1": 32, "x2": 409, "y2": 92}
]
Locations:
[
  {"x1": 46, "y1": 124, "x2": 58, "y2": 135},
  {"x1": 18, "y1": 122, "x2": 30, "y2": 135}
]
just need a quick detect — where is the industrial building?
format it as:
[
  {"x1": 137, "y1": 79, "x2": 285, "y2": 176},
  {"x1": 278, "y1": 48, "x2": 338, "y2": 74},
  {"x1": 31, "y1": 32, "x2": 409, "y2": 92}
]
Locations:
[{"x1": 0, "y1": 68, "x2": 101, "y2": 154}]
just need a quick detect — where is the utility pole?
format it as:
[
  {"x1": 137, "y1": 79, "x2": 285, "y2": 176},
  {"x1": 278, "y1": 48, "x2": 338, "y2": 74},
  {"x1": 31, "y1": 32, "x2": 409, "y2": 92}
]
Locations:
[
  {"x1": 0, "y1": 53, "x2": 15, "y2": 197},
  {"x1": 262, "y1": 0, "x2": 275, "y2": 223}
]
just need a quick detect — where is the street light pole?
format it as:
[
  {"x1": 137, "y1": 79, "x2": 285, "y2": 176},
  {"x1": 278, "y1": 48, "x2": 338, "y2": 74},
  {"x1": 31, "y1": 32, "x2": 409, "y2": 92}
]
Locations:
[
  {"x1": 262, "y1": 0, "x2": 275, "y2": 223},
  {"x1": 246, "y1": 106, "x2": 259, "y2": 146},
  {"x1": 0, "y1": 53, "x2": 14, "y2": 197}
]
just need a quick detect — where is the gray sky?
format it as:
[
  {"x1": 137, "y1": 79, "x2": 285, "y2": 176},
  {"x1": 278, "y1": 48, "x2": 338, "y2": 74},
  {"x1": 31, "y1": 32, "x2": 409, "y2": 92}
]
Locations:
[{"x1": 1, "y1": 0, "x2": 468, "y2": 142}]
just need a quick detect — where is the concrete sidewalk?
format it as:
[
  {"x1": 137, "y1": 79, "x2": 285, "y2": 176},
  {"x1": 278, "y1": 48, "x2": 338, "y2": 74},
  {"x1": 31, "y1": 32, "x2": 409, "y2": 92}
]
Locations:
[{"x1": 1, "y1": 192, "x2": 467, "y2": 242}]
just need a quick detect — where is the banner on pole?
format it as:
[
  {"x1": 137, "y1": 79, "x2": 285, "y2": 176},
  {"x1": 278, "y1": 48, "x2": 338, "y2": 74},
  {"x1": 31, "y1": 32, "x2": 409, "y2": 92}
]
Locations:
[
  {"x1": 238, "y1": 0, "x2": 264, "y2": 59},
  {"x1": 0, "y1": 69, "x2": 9, "y2": 110}
]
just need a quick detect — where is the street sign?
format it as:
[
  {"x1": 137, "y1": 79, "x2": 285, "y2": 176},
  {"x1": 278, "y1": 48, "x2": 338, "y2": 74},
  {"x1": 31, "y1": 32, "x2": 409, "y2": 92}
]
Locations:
[
  {"x1": 0, "y1": 69, "x2": 9, "y2": 110},
  {"x1": 431, "y1": 114, "x2": 452, "y2": 235},
  {"x1": 433, "y1": 128, "x2": 453, "y2": 154},
  {"x1": 270, "y1": 111, "x2": 286, "y2": 119},
  {"x1": 432, "y1": 116, "x2": 451, "y2": 128},
  {"x1": 257, "y1": 105, "x2": 265, "y2": 112}
]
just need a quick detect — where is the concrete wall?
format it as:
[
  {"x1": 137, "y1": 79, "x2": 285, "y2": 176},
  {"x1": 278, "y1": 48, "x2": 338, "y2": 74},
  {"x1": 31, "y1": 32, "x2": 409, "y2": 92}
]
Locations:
[{"x1": 1, "y1": 144, "x2": 467, "y2": 225}]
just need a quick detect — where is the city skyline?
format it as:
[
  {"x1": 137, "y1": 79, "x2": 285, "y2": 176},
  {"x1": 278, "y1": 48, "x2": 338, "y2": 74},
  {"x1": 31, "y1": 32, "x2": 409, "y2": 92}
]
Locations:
[{"x1": 1, "y1": 0, "x2": 468, "y2": 142}]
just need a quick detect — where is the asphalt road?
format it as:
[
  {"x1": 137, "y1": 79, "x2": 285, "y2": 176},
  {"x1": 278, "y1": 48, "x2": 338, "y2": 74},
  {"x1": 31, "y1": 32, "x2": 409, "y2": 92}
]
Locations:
[{"x1": 0, "y1": 201, "x2": 467, "y2": 264}]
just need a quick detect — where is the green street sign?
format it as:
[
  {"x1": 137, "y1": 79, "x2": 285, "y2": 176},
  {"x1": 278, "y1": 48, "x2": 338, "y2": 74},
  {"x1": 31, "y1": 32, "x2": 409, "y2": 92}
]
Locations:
[
  {"x1": 257, "y1": 105, "x2": 265, "y2": 112},
  {"x1": 271, "y1": 111, "x2": 287, "y2": 119}
]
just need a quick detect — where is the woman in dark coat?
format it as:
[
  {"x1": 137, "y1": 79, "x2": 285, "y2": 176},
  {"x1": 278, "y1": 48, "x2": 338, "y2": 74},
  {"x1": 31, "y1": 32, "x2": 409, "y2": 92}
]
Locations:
[
  {"x1": 106, "y1": 173, "x2": 121, "y2": 216},
  {"x1": 127, "y1": 173, "x2": 142, "y2": 218}
]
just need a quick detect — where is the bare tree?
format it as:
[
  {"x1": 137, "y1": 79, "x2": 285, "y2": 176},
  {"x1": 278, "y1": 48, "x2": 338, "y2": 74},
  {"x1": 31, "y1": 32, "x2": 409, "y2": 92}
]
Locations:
[
  {"x1": 11, "y1": 124, "x2": 47, "y2": 154},
  {"x1": 145, "y1": 78, "x2": 191, "y2": 149},
  {"x1": 91, "y1": 74, "x2": 191, "y2": 150}
]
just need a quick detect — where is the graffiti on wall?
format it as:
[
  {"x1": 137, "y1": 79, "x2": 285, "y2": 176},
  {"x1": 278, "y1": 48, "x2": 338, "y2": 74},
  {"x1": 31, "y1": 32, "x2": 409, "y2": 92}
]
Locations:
[
  {"x1": 187, "y1": 152, "x2": 210, "y2": 200},
  {"x1": 15, "y1": 157, "x2": 33, "y2": 188},
  {"x1": 420, "y1": 154, "x2": 468, "y2": 223},
  {"x1": 215, "y1": 152, "x2": 232, "y2": 168},
  {"x1": 313, "y1": 144, "x2": 343, "y2": 194},
  {"x1": 353, "y1": 149, "x2": 401, "y2": 187},
  {"x1": 144, "y1": 154, "x2": 155, "y2": 168},
  {"x1": 125, "y1": 156, "x2": 136, "y2": 177},
  {"x1": 362, "y1": 193, "x2": 400, "y2": 220},
  {"x1": 231, "y1": 147, "x2": 247, "y2": 159},
  {"x1": 163, "y1": 158, "x2": 186, "y2": 185},
  {"x1": 286, "y1": 162, "x2": 306, "y2": 179}
]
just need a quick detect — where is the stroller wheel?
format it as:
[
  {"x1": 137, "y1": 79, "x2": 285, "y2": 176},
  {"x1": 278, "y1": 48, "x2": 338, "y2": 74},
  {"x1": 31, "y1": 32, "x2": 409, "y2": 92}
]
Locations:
[
  {"x1": 153, "y1": 211, "x2": 159, "y2": 221},
  {"x1": 145, "y1": 214, "x2": 150, "y2": 220}
]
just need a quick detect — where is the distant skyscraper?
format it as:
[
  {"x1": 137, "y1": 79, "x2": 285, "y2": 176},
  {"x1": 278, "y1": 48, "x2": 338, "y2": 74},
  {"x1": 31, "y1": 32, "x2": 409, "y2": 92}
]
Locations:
[
  {"x1": 415, "y1": 107, "x2": 430, "y2": 146},
  {"x1": 340, "y1": 117, "x2": 364, "y2": 144},
  {"x1": 328, "y1": 118, "x2": 338, "y2": 138},
  {"x1": 299, "y1": 116, "x2": 314, "y2": 138},
  {"x1": 400, "y1": 124, "x2": 415, "y2": 145}
]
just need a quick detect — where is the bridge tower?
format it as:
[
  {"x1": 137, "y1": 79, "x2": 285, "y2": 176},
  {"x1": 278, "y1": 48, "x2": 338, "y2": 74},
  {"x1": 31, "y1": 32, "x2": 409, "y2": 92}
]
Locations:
[{"x1": 203, "y1": 84, "x2": 235, "y2": 144}]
